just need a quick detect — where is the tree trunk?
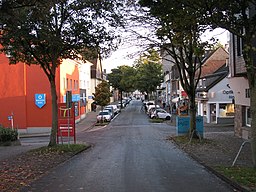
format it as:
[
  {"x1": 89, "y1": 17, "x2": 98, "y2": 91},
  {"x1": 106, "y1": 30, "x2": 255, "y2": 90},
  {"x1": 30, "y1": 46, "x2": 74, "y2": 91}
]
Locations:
[
  {"x1": 48, "y1": 78, "x2": 58, "y2": 146},
  {"x1": 244, "y1": 46, "x2": 256, "y2": 167},
  {"x1": 189, "y1": 94, "x2": 198, "y2": 139},
  {"x1": 250, "y1": 86, "x2": 256, "y2": 167}
]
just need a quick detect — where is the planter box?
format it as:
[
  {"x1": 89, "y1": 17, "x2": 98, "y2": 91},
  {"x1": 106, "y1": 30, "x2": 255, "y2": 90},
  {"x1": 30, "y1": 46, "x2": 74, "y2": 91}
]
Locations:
[{"x1": 176, "y1": 116, "x2": 204, "y2": 138}]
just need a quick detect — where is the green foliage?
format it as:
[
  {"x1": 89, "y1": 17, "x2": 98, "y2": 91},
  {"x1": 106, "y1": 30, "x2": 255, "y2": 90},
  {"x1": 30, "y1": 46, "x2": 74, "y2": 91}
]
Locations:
[
  {"x1": 108, "y1": 65, "x2": 136, "y2": 92},
  {"x1": 134, "y1": 49, "x2": 163, "y2": 94},
  {"x1": 0, "y1": 126, "x2": 18, "y2": 143},
  {"x1": 0, "y1": 0, "x2": 123, "y2": 65},
  {"x1": 93, "y1": 80, "x2": 112, "y2": 108},
  {"x1": 138, "y1": 1, "x2": 209, "y2": 137}
]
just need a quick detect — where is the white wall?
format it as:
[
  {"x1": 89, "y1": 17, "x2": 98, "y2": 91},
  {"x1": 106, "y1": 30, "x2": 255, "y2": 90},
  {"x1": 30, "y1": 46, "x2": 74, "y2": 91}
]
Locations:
[
  {"x1": 228, "y1": 76, "x2": 250, "y2": 106},
  {"x1": 78, "y1": 60, "x2": 93, "y2": 112},
  {"x1": 208, "y1": 77, "x2": 234, "y2": 103}
]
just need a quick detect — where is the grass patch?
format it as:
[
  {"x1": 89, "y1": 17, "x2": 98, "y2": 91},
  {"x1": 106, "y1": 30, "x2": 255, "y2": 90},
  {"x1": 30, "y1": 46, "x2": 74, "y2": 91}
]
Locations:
[
  {"x1": 149, "y1": 118, "x2": 164, "y2": 123},
  {"x1": 216, "y1": 166, "x2": 256, "y2": 190},
  {"x1": 30, "y1": 143, "x2": 89, "y2": 155},
  {"x1": 169, "y1": 135, "x2": 213, "y2": 145}
]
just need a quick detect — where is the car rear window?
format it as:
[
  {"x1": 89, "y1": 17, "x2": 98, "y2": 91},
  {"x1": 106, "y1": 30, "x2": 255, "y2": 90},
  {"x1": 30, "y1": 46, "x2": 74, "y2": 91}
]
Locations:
[{"x1": 99, "y1": 112, "x2": 109, "y2": 115}]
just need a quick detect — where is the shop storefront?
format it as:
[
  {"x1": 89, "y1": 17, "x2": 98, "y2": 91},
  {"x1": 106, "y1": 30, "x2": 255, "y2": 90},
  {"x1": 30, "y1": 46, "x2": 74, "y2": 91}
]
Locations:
[{"x1": 197, "y1": 78, "x2": 235, "y2": 124}]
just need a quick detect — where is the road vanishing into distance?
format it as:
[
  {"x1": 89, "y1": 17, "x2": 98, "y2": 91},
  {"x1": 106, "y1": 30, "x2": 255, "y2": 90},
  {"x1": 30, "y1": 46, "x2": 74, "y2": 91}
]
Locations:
[{"x1": 20, "y1": 100, "x2": 235, "y2": 192}]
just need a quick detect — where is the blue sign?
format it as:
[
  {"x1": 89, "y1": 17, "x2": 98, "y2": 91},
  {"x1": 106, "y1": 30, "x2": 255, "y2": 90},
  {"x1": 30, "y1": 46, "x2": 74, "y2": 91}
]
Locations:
[
  {"x1": 35, "y1": 94, "x2": 46, "y2": 108},
  {"x1": 176, "y1": 116, "x2": 204, "y2": 137},
  {"x1": 63, "y1": 94, "x2": 80, "y2": 103},
  {"x1": 72, "y1": 94, "x2": 80, "y2": 102}
]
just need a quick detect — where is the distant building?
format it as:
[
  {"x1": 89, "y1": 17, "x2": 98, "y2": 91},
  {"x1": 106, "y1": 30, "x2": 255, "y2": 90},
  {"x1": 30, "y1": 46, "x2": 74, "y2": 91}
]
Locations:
[
  {"x1": 78, "y1": 59, "x2": 93, "y2": 119},
  {"x1": 160, "y1": 50, "x2": 186, "y2": 113}
]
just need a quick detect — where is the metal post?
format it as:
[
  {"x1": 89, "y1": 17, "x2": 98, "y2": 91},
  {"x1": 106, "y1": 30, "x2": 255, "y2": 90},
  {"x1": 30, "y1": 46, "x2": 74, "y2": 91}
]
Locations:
[
  {"x1": 232, "y1": 140, "x2": 250, "y2": 167},
  {"x1": 67, "y1": 107, "x2": 70, "y2": 147},
  {"x1": 11, "y1": 112, "x2": 14, "y2": 130}
]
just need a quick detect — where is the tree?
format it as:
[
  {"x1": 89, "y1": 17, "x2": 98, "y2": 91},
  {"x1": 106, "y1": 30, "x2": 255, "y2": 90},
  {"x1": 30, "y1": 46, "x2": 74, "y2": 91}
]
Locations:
[
  {"x1": 93, "y1": 80, "x2": 112, "y2": 111},
  {"x1": 0, "y1": 0, "x2": 124, "y2": 146},
  {"x1": 135, "y1": 49, "x2": 163, "y2": 101},
  {"x1": 154, "y1": 0, "x2": 256, "y2": 168},
  {"x1": 138, "y1": 1, "x2": 210, "y2": 138},
  {"x1": 108, "y1": 65, "x2": 136, "y2": 108},
  {"x1": 195, "y1": 0, "x2": 256, "y2": 167}
]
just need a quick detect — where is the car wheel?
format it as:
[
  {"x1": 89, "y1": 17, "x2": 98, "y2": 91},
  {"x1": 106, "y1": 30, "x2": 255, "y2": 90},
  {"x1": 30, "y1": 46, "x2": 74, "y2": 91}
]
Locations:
[{"x1": 165, "y1": 116, "x2": 171, "y2": 120}]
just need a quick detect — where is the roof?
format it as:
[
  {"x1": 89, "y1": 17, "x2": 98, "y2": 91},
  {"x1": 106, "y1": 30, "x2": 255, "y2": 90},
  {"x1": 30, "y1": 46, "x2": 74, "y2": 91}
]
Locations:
[
  {"x1": 197, "y1": 65, "x2": 229, "y2": 92},
  {"x1": 196, "y1": 47, "x2": 229, "y2": 92},
  {"x1": 200, "y1": 60, "x2": 227, "y2": 77}
]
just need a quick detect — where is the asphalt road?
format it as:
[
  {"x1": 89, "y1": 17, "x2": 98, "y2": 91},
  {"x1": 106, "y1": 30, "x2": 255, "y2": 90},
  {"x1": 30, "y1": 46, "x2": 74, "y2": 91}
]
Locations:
[{"x1": 20, "y1": 100, "x2": 235, "y2": 192}]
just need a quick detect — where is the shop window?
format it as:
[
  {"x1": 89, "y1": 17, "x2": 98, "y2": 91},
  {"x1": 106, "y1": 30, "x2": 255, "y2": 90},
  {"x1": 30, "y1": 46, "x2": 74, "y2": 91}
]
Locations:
[
  {"x1": 246, "y1": 107, "x2": 251, "y2": 127},
  {"x1": 219, "y1": 104, "x2": 227, "y2": 117},
  {"x1": 226, "y1": 104, "x2": 235, "y2": 116}
]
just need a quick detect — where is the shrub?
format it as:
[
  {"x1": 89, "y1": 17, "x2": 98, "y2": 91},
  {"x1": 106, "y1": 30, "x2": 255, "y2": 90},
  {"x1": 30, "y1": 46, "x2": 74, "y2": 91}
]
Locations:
[{"x1": 0, "y1": 126, "x2": 18, "y2": 143}]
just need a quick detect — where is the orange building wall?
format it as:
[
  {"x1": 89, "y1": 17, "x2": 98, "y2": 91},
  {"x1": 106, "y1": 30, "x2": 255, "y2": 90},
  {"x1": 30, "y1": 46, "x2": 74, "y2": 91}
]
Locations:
[
  {"x1": 0, "y1": 53, "x2": 27, "y2": 128},
  {"x1": 25, "y1": 65, "x2": 57, "y2": 128},
  {"x1": 0, "y1": 49, "x2": 82, "y2": 133},
  {"x1": 0, "y1": 51, "x2": 62, "y2": 130}
]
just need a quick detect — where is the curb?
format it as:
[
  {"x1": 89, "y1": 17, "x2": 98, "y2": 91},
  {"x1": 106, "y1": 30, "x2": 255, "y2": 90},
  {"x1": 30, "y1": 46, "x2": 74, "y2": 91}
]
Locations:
[{"x1": 19, "y1": 133, "x2": 50, "y2": 138}]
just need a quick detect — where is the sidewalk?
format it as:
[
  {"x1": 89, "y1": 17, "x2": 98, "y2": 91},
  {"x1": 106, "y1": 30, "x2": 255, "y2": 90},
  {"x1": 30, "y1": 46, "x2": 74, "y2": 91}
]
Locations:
[
  {"x1": 0, "y1": 109, "x2": 99, "y2": 162},
  {"x1": 76, "y1": 109, "x2": 99, "y2": 133}
]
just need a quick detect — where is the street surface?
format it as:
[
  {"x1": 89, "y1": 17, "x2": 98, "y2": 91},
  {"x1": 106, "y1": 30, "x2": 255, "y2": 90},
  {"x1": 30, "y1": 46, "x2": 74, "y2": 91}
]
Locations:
[{"x1": 20, "y1": 100, "x2": 235, "y2": 192}]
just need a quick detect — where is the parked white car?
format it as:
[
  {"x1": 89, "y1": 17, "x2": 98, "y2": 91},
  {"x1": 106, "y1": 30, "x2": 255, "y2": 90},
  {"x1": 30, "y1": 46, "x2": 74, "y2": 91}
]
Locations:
[
  {"x1": 104, "y1": 107, "x2": 115, "y2": 118},
  {"x1": 147, "y1": 105, "x2": 160, "y2": 114},
  {"x1": 96, "y1": 110, "x2": 112, "y2": 123},
  {"x1": 151, "y1": 108, "x2": 171, "y2": 120},
  {"x1": 106, "y1": 104, "x2": 119, "y2": 115}
]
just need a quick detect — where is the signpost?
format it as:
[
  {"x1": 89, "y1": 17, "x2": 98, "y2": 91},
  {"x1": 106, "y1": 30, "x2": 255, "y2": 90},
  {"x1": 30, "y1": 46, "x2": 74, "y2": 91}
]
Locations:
[{"x1": 8, "y1": 115, "x2": 14, "y2": 130}]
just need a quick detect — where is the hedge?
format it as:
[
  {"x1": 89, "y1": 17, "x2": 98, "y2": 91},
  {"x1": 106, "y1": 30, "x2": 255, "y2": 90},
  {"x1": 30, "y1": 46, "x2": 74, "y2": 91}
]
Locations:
[{"x1": 0, "y1": 126, "x2": 18, "y2": 143}]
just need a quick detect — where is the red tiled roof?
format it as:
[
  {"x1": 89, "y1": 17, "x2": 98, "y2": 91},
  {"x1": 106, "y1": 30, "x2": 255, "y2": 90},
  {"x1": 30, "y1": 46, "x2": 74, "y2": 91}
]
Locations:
[{"x1": 198, "y1": 60, "x2": 226, "y2": 78}]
